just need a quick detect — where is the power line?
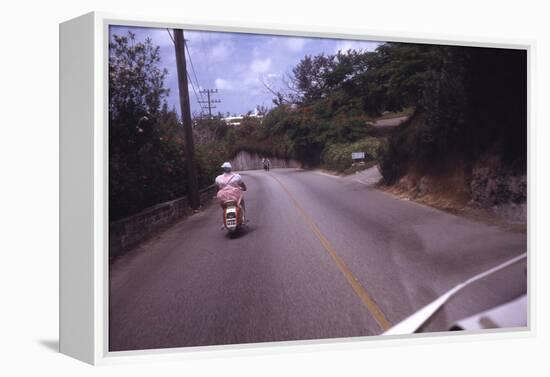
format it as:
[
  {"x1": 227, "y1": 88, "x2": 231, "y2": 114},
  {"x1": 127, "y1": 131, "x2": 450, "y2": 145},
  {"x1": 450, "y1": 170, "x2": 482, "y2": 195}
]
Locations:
[
  {"x1": 201, "y1": 32, "x2": 215, "y2": 96},
  {"x1": 184, "y1": 42, "x2": 206, "y2": 103},
  {"x1": 166, "y1": 28, "x2": 175, "y2": 44},
  {"x1": 166, "y1": 29, "x2": 205, "y2": 115},
  {"x1": 187, "y1": 70, "x2": 202, "y2": 108}
]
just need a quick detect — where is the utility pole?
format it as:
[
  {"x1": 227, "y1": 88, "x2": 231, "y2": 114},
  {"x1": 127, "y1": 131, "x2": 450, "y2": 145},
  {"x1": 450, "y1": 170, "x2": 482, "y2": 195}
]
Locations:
[
  {"x1": 199, "y1": 89, "x2": 221, "y2": 118},
  {"x1": 173, "y1": 29, "x2": 200, "y2": 210}
]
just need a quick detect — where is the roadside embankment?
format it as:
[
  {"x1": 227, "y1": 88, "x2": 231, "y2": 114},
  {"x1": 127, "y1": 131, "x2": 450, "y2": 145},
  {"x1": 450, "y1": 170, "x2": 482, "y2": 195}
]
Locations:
[{"x1": 381, "y1": 155, "x2": 526, "y2": 228}]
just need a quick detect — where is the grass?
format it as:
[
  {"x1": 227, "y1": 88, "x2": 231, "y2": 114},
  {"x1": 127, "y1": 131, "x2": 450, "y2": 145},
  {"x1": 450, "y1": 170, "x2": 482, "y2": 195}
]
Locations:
[
  {"x1": 341, "y1": 160, "x2": 378, "y2": 175},
  {"x1": 321, "y1": 137, "x2": 382, "y2": 174}
]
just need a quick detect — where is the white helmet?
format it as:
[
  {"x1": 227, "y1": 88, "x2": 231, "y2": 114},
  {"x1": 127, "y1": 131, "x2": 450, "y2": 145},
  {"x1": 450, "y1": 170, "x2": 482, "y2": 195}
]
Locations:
[{"x1": 221, "y1": 162, "x2": 232, "y2": 169}]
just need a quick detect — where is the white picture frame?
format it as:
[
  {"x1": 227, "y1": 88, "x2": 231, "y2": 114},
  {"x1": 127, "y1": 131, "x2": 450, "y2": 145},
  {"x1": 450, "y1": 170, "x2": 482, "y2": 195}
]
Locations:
[{"x1": 59, "y1": 11, "x2": 533, "y2": 365}]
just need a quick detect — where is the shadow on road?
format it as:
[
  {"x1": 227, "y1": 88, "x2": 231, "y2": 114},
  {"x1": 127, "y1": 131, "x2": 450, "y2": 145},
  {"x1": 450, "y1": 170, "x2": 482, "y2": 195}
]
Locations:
[{"x1": 225, "y1": 224, "x2": 255, "y2": 239}]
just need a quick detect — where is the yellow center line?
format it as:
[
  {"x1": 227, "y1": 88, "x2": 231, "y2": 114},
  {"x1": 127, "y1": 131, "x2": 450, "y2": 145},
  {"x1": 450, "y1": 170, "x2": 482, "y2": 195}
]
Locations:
[{"x1": 269, "y1": 173, "x2": 392, "y2": 332}]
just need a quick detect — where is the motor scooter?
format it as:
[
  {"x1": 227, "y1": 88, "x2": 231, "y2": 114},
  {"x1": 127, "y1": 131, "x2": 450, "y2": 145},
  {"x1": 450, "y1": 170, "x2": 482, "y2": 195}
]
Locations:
[{"x1": 222, "y1": 199, "x2": 246, "y2": 234}]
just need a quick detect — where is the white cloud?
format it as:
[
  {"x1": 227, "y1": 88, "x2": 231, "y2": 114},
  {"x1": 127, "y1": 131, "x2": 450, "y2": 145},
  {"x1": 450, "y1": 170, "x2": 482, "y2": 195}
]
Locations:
[
  {"x1": 284, "y1": 37, "x2": 308, "y2": 52},
  {"x1": 251, "y1": 58, "x2": 272, "y2": 73},
  {"x1": 186, "y1": 30, "x2": 230, "y2": 44},
  {"x1": 243, "y1": 75, "x2": 258, "y2": 86},
  {"x1": 334, "y1": 40, "x2": 380, "y2": 54},
  {"x1": 260, "y1": 72, "x2": 281, "y2": 88},
  {"x1": 210, "y1": 42, "x2": 234, "y2": 60},
  {"x1": 215, "y1": 78, "x2": 233, "y2": 90}
]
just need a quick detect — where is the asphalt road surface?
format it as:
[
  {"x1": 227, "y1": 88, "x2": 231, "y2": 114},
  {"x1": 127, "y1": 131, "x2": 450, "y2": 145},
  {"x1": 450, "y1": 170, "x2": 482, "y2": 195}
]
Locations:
[
  {"x1": 373, "y1": 115, "x2": 409, "y2": 127},
  {"x1": 109, "y1": 168, "x2": 527, "y2": 351}
]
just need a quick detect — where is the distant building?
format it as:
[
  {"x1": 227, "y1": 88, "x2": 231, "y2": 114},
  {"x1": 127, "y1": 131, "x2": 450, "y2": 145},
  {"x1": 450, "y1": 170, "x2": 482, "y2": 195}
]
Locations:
[
  {"x1": 223, "y1": 116, "x2": 244, "y2": 126},
  {"x1": 223, "y1": 113, "x2": 263, "y2": 126}
]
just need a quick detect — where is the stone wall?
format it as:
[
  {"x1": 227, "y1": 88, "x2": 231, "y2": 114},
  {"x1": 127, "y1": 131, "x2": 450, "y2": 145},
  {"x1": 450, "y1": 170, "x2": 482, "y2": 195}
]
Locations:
[
  {"x1": 470, "y1": 165, "x2": 527, "y2": 206},
  {"x1": 109, "y1": 185, "x2": 217, "y2": 258},
  {"x1": 469, "y1": 163, "x2": 527, "y2": 223},
  {"x1": 388, "y1": 156, "x2": 527, "y2": 223},
  {"x1": 230, "y1": 150, "x2": 301, "y2": 171}
]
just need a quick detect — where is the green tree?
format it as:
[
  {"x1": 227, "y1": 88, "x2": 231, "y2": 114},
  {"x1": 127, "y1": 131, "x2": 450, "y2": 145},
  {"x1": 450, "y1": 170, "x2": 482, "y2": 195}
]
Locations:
[
  {"x1": 291, "y1": 54, "x2": 337, "y2": 103},
  {"x1": 109, "y1": 32, "x2": 186, "y2": 221}
]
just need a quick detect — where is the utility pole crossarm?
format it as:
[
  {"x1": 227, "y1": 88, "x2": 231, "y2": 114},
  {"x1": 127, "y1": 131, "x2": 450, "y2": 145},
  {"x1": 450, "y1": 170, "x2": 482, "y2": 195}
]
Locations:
[{"x1": 198, "y1": 88, "x2": 221, "y2": 118}]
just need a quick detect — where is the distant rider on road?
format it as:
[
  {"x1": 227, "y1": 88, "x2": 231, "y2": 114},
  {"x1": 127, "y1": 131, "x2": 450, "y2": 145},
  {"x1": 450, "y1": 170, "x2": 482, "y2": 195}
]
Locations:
[{"x1": 262, "y1": 157, "x2": 272, "y2": 171}]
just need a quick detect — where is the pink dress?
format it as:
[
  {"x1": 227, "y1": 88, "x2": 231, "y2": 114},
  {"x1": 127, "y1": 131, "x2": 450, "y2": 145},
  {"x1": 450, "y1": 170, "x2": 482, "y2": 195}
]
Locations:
[{"x1": 216, "y1": 173, "x2": 243, "y2": 205}]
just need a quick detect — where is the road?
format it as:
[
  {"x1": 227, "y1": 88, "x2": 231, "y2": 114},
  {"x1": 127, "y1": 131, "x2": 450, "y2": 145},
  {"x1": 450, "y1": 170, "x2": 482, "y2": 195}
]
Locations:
[
  {"x1": 109, "y1": 168, "x2": 527, "y2": 351},
  {"x1": 373, "y1": 115, "x2": 409, "y2": 127}
]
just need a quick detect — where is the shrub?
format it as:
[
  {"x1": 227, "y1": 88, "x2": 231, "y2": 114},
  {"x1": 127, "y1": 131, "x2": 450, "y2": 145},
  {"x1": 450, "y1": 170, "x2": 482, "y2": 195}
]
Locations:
[{"x1": 322, "y1": 137, "x2": 381, "y2": 172}]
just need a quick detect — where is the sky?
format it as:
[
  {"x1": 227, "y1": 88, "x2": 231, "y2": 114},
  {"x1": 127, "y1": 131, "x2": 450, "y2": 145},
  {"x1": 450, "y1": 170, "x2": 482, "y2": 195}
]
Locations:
[{"x1": 110, "y1": 25, "x2": 381, "y2": 117}]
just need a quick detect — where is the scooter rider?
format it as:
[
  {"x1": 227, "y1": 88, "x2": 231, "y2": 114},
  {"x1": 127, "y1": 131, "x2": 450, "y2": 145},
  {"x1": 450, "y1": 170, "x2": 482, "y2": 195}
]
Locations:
[
  {"x1": 262, "y1": 157, "x2": 272, "y2": 171},
  {"x1": 215, "y1": 162, "x2": 247, "y2": 214}
]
